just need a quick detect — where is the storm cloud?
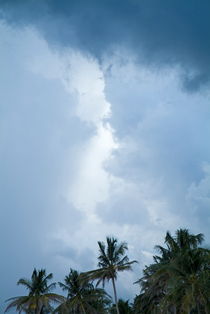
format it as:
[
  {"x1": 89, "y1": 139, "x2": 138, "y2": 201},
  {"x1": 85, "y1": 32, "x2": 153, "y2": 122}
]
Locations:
[
  {"x1": 0, "y1": 1, "x2": 210, "y2": 312},
  {"x1": 1, "y1": 0, "x2": 210, "y2": 90}
]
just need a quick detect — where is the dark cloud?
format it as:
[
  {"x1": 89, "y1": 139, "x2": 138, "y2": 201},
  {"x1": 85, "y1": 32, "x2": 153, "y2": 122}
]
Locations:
[{"x1": 1, "y1": 0, "x2": 210, "y2": 90}]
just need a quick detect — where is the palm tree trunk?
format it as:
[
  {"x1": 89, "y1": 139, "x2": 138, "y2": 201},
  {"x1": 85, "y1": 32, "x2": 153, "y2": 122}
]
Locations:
[
  {"x1": 111, "y1": 277, "x2": 120, "y2": 314},
  {"x1": 35, "y1": 299, "x2": 41, "y2": 314},
  {"x1": 35, "y1": 307, "x2": 42, "y2": 314},
  {"x1": 197, "y1": 303, "x2": 201, "y2": 314},
  {"x1": 81, "y1": 301, "x2": 87, "y2": 314}
]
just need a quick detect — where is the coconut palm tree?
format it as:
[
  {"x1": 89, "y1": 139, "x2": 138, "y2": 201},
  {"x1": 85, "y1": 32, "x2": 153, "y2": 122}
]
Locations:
[
  {"x1": 153, "y1": 229, "x2": 209, "y2": 312},
  {"x1": 84, "y1": 237, "x2": 137, "y2": 314},
  {"x1": 154, "y1": 228, "x2": 204, "y2": 263},
  {"x1": 160, "y1": 246, "x2": 210, "y2": 313},
  {"x1": 134, "y1": 262, "x2": 165, "y2": 314},
  {"x1": 5, "y1": 268, "x2": 64, "y2": 313},
  {"x1": 135, "y1": 229, "x2": 210, "y2": 314},
  {"x1": 54, "y1": 268, "x2": 110, "y2": 314}
]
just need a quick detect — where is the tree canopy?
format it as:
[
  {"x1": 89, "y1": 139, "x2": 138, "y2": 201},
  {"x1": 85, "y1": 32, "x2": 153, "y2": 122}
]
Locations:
[{"x1": 5, "y1": 230, "x2": 210, "y2": 314}]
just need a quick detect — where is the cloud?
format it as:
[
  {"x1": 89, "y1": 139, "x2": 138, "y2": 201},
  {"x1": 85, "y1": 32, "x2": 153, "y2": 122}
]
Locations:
[
  {"x1": 1, "y1": 12, "x2": 210, "y2": 311},
  {"x1": 1, "y1": 0, "x2": 210, "y2": 90},
  {"x1": 58, "y1": 52, "x2": 118, "y2": 213},
  {"x1": 0, "y1": 23, "x2": 91, "y2": 307},
  {"x1": 101, "y1": 56, "x2": 210, "y2": 237},
  {"x1": 0, "y1": 21, "x2": 139, "y2": 307},
  {"x1": 186, "y1": 163, "x2": 210, "y2": 235}
]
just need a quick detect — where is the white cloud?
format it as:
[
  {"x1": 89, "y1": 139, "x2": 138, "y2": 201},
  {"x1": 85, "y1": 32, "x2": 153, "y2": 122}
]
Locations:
[
  {"x1": 61, "y1": 52, "x2": 111, "y2": 124},
  {"x1": 27, "y1": 42, "x2": 119, "y2": 214},
  {"x1": 59, "y1": 52, "x2": 119, "y2": 213},
  {"x1": 69, "y1": 122, "x2": 118, "y2": 212}
]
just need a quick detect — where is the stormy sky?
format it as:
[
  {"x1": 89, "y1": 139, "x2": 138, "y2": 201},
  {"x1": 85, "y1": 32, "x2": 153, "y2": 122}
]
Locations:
[{"x1": 0, "y1": 0, "x2": 210, "y2": 310}]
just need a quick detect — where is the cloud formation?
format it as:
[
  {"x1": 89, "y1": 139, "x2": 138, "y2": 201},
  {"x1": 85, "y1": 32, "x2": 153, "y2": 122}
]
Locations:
[
  {"x1": 1, "y1": 2, "x2": 210, "y2": 311},
  {"x1": 1, "y1": 0, "x2": 210, "y2": 90}
]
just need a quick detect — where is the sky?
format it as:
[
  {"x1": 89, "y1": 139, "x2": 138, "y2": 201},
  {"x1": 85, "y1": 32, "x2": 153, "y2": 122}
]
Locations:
[{"x1": 0, "y1": 0, "x2": 210, "y2": 311}]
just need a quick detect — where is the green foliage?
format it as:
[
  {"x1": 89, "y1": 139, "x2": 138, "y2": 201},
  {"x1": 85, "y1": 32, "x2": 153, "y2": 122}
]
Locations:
[
  {"x1": 83, "y1": 237, "x2": 137, "y2": 314},
  {"x1": 134, "y1": 229, "x2": 210, "y2": 314},
  {"x1": 6, "y1": 230, "x2": 210, "y2": 314},
  {"x1": 5, "y1": 268, "x2": 64, "y2": 313},
  {"x1": 54, "y1": 268, "x2": 111, "y2": 313},
  {"x1": 109, "y1": 299, "x2": 134, "y2": 314},
  {"x1": 83, "y1": 236, "x2": 137, "y2": 286}
]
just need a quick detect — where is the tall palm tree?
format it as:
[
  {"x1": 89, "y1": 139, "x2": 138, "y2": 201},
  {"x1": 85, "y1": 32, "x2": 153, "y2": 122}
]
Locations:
[
  {"x1": 84, "y1": 237, "x2": 137, "y2": 314},
  {"x1": 5, "y1": 268, "x2": 64, "y2": 313},
  {"x1": 54, "y1": 268, "x2": 110, "y2": 314}
]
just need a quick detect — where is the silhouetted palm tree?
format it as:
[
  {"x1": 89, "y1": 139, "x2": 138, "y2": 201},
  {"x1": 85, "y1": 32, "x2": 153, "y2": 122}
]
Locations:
[
  {"x1": 135, "y1": 229, "x2": 210, "y2": 314},
  {"x1": 154, "y1": 228, "x2": 204, "y2": 263},
  {"x1": 5, "y1": 268, "x2": 64, "y2": 313},
  {"x1": 84, "y1": 237, "x2": 137, "y2": 314},
  {"x1": 160, "y1": 247, "x2": 210, "y2": 313},
  {"x1": 54, "y1": 268, "x2": 110, "y2": 314}
]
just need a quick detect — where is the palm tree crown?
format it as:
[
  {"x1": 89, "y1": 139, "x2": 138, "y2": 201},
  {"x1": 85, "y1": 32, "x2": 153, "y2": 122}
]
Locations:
[
  {"x1": 135, "y1": 229, "x2": 210, "y2": 313},
  {"x1": 154, "y1": 228, "x2": 204, "y2": 262},
  {"x1": 18, "y1": 269, "x2": 56, "y2": 296},
  {"x1": 5, "y1": 268, "x2": 64, "y2": 313},
  {"x1": 55, "y1": 268, "x2": 110, "y2": 314},
  {"x1": 84, "y1": 237, "x2": 137, "y2": 314},
  {"x1": 96, "y1": 237, "x2": 136, "y2": 284}
]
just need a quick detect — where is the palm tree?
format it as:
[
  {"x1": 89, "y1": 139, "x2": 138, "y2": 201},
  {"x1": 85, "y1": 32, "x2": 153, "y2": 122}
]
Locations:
[
  {"x1": 154, "y1": 229, "x2": 208, "y2": 312},
  {"x1": 84, "y1": 237, "x2": 137, "y2": 314},
  {"x1": 134, "y1": 263, "x2": 165, "y2": 313},
  {"x1": 5, "y1": 268, "x2": 64, "y2": 313},
  {"x1": 160, "y1": 246, "x2": 210, "y2": 313},
  {"x1": 54, "y1": 268, "x2": 110, "y2": 314},
  {"x1": 135, "y1": 229, "x2": 210, "y2": 314},
  {"x1": 154, "y1": 228, "x2": 204, "y2": 262}
]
